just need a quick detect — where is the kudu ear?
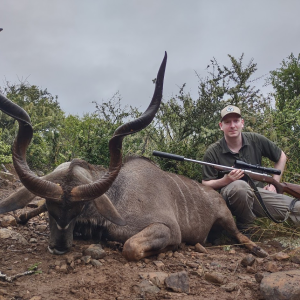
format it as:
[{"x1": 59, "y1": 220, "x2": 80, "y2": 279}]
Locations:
[
  {"x1": 0, "y1": 187, "x2": 36, "y2": 214},
  {"x1": 93, "y1": 194, "x2": 126, "y2": 226}
]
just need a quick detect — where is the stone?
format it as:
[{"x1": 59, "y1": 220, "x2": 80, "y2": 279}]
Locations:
[
  {"x1": 204, "y1": 271, "x2": 226, "y2": 285},
  {"x1": 65, "y1": 252, "x2": 82, "y2": 264},
  {"x1": 29, "y1": 297, "x2": 42, "y2": 300},
  {"x1": 36, "y1": 225, "x2": 47, "y2": 232},
  {"x1": 265, "y1": 261, "x2": 278, "y2": 273},
  {"x1": 260, "y1": 270, "x2": 300, "y2": 300},
  {"x1": 274, "y1": 252, "x2": 290, "y2": 261},
  {"x1": 165, "y1": 271, "x2": 189, "y2": 293},
  {"x1": 289, "y1": 248, "x2": 300, "y2": 264},
  {"x1": 0, "y1": 215, "x2": 17, "y2": 227},
  {"x1": 0, "y1": 228, "x2": 28, "y2": 244},
  {"x1": 241, "y1": 254, "x2": 256, "y2": 267},
  {"x1": 153, "y1": 261, "x2": 165, "y2": 269},
  {"x1": 157, "y1": 253, "x2": 166, "y2": 260},
  {"x1": 83, "y1": 244, "x2": 106, "y2": 259},
  {"x1": 139, "y1": 272, "x2": 168, "y2": 288},
  {"x1": 186, "y1": 262, "x2": 199, "y2": 269},
  {"x1": 81, "y1": 256, "x2": 91, "y2": 264},
  {"x1": 194, "y1": 243, "x2": 208, "y2": 253},
  {"x1": 255, "y1": 273, "x2": 265, "y2": 283},
  {"x1": 60, "y1": 264, "x2": 68, "y2": 273},
  {"x1": 0, "y1": 171, "x2": 14, "y2": 182},
  {"x1": 132, "y1": 280, "x2": 160, "y2": 294},
  {"x1": 220, "y1": 282, "x2": 239, "y2": 292},
  {"x1": 173, "y1": 251, "x2": 185, "y2": 259},
  {"x1": 90, "y1": 259, "x2": 102, "y2": 268}
]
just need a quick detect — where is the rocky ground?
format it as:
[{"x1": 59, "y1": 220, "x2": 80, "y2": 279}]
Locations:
[{"x1": 0, "y1": 168, "x2": 300, "y2": 300}]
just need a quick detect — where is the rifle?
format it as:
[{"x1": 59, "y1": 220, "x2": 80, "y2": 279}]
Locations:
[{"x1": 152, "y1": 150, "x2": 300, "y2": 199}]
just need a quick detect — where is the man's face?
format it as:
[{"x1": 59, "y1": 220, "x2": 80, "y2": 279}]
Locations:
[{"x1": 219, "y1": 114, "x2": 244, "y2": 138}]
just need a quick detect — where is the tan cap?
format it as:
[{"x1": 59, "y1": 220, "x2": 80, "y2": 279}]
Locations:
[{"x1": 220, "y1": 105, "x2": 241, "y2": 121}]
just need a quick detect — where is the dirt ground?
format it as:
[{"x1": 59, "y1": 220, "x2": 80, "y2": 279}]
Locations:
[{"x1": 0, "y1": 170, "x2": 299, "y2": 300}]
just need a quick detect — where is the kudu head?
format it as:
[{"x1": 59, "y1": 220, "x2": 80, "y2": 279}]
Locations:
[{"x1": 0, "y1": 52, "x2": 167, "y2": 254}]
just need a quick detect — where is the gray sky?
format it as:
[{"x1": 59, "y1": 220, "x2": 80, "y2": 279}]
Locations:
[{"x1": 1, "y1": 1, "x2": 300, "y2": 116}]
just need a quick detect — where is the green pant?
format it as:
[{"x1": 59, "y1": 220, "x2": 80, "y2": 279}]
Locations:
[{"x1": 220, "y1": 180, "x2": 300, "y2": 228}]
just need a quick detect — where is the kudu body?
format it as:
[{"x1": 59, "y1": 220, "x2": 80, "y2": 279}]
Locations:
[{"x1": 0, "y1": 53, "x2": 268, "y2": 260}]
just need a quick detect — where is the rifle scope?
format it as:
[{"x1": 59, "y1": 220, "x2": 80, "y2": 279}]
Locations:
[{"x1": 234, "y1": 160, "x2": 281, "y2": 175}]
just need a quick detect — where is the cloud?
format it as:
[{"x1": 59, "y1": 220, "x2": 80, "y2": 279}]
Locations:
[{"x1": 1, "y1": 0, "x2": 300, "y2": 115}]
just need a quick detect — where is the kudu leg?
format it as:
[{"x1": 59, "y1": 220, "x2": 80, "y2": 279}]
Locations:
[
  {"x1": 216, "y1": 208, "x2": 268, "y2": 258},
  {"x1": 16, "y1": 203, "x2": 47, "y2": 224},
  {"x1": 122, "y1": 223, "x2": 179, "y2": 261}
]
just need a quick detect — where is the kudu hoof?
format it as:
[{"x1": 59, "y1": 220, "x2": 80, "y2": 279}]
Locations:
[{"x1": 252, "y1": 246, "x2": 268, "y2": 258}]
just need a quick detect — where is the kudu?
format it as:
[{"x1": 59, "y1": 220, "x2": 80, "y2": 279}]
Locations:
[{"x1": 0, "y1": 53, "x2": 268, "y2": 260}]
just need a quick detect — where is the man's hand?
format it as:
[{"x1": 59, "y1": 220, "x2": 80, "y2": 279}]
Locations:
[
  {"x1": 264, "y1": 184, "x2": 277, "y2": 193},
  {"x1": 226, "y1": 169, "x2": 244, "y2": 182}
]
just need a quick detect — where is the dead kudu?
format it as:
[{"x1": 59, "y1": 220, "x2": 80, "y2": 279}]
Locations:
[{"x1": 0, "y1": 53, "x2": 268, "y2": 260}]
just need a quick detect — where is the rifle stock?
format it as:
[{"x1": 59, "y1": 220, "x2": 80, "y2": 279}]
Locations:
[{"x1": 153, "y1": 150, "x2": 300, "y2": 199}]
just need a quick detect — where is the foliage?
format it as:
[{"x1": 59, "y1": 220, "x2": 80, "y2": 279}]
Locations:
[
  {"x1": 0, "y1": 129, "x2": 12, "y2": 164},
  {"x1": 0, "y1": 82, "x2": 65, "y2": 172},
  {"x1": 266, "y1": 53, "x2": 300, "y2": 183}
]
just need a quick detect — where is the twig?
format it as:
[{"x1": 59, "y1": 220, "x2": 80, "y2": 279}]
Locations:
[{"x1": 0, "y1": 270, "x2": 35, "y2": 282}]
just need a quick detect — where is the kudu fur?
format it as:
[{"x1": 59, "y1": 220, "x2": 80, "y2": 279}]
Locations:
[{"x1": 0, "y1": 53, "x2": 268, "y2": 260}]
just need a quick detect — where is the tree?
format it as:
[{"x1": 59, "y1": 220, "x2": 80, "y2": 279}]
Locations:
[
  {"x1": 0, "y1": 83, "x2": 65, "y2": 171},
  {"x1": 267, "y1": 53, "x2": 300, "y2": 182}
]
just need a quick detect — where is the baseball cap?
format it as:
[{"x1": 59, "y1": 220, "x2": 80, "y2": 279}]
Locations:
[{"x1": 220, "y1": 105, "x2": 241, "y2": 121}]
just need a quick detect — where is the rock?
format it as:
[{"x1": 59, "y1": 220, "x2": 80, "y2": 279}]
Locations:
[
  {"x1": 291, "y1": 255, "x2": 300, "y2": 264},
  {"x1": 220, "y1": 282, "x2": 239, "y2": 292},
  {"x1": 260, "y1": 270, "x2": 300, "y2": 300},
  {"x1": 241, "y1": 254, "x2": 256, "y2": 267},
  {"x1": 0, "y1": 215, "x2": 17, "y2": 227},
  {"x1": 0, "y1": 171, "x2": 14, "y2": 182},
  {"x1": 0, "y1": 228, "x2": 28, "y2": 244},
  {"x1": 186, "y1": 262, "x2": 199, "y2": 269},
  {"x1": 132, "y1": 280, "x2": 160, "y2": 294},
  {"x1": 255, "y1": 273, "x2": 265, "y2": 283},
  {"x1": 29, "y1": 238, "x2": 38, "y2": 243},
  {"x1": 81, "y1": 256, "x2": 91, "y2": 264},
  {"x1": 246, "y1": 266, "x2": 257, "y2": 274},
  {"x1": 289, "y1": 248, "x2": 300, "y2": 264},
  {"x1": 194, "y1": 243, "x2": 208, "y2": 253},
  {"x1": 265, "y1": 261, "x2": 278, "y2": 273},
  {"x1": 204, "y1": 272, "x2": 226, "y2": 285},
  {"x1": 153, "y1": 261, "x2": 165, "y2": 269},
  {"x1": 60, "y1": 264, "x2": 68, "y2": 273},
  {"x1": 36, "y1": 225, "x2": 47, "y2": 232},
  {"x1": 143, "y1": 258, "x2": 151, "y2": 264},
  {"x1": 83, "y1": 244, "x2": 106, "y2": 259},
  {"x1": 165, "y1": 271, "x2": 189, "y2": 293},
  {"x1": 274, "y1": 252, "x2": 290, "y2": 261},
  {"x1": 29, "y1": 297, "x2": 42, "y2": 300},
  {"x1": 173, "y1": 252, "x2": 185, "y2": 259},
  {"x1": 0, "y1": 178, "x2": 8, "y2": 188},
  {"x1": 90, "y1": 259, "x2": 102, "y2": 268},
  {"x1": 157, "y1": 253, "x2": 166, "y2": 260},
  {"x1": 65, "y1": 252, "x2": 82, "y2": 264},
  {"x1": 139, "y1": 272, "x2": 168, "y2": 288}
]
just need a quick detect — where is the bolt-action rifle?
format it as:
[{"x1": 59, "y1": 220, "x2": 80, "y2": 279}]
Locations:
[{"x1": 153, "y1": 150, "x2": 300, "y2": 199}]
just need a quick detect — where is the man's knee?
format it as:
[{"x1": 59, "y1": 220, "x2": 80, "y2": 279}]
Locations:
[{"x1": 221, "y1": 180, "x2": 252, "y2": 201}]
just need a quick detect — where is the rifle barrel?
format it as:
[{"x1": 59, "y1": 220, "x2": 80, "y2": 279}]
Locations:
[{"x1": 153, "y1": 150, "x2": 273, "y2": 179}]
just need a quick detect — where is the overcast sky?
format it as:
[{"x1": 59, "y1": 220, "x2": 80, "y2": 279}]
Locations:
[{"x1": 1, "y1": 1, "x2": 300, "y2": 116}]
